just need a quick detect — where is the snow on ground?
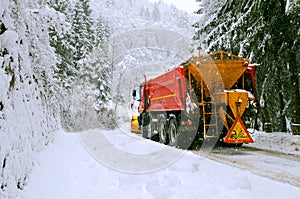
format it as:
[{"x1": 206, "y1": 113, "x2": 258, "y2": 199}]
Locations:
[
  {"x1": 19, "y1": 128, "x2": 300, "y2": 199},
  {"x1": 250, "y1": 130, "x2": 300, "y2": 156}
]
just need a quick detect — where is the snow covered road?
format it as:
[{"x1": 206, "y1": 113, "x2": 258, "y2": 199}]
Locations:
[
  {"x1": 20, "y1": 129, "x2": 300, "y2": 199},
  {"x1": 196, "y1": 147, "x2": 300, "y2": 188}
]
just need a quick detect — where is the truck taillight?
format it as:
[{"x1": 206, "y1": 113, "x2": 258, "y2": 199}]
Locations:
[
  {"x1": 138, "y1": 107, "x2": 143, "y2": 113},
  {"x1": 181, "y1": 120, "x2": 192, "y2": 126}
]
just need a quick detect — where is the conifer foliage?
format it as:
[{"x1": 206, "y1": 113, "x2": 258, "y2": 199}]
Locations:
[{"x1": 70, "y1": 0, "x2": 95, "y2": 62}]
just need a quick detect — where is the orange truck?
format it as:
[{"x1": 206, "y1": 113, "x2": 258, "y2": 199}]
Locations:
[{"x1": 135, "y1": 50, "x2": 256, "y2": 149}]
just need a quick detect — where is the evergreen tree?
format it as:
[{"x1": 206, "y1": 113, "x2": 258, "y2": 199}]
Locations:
[
  {"x1": 177, "y1": 11, "x2": 189, "y2": 30},
  {"x1": 96, "y1": 53, "x2": 111, "y2": 108},
  {"x1": 70, "y1": 0, "x2": 95, "y2": 63},
  {"x1": 144, "y1": 8, "x2": 151, "y2": 20},
  {"x1": 251, "y1": 0, "x2": 300, "y2": 131},
  {"x1": 94, "y1": 16, "x2": 110, "y2": 48},
  {"x1": 140, "y1": 6, "x2": 145, "y2": 18},
  {"x1": 286, "y1": 2, "x2": 300, "y2": 126},
  {"x1": 48, "y1": 0, "x2": 77, "y2": 89},
  {"x1": 152, "y1": 2, "x2": 161, "y2": 22},
  {"x1": 80, "y1": 15, "x2": 111, "y2": 108}
]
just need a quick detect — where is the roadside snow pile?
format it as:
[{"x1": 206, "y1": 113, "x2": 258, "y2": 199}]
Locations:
[
  {"x1": 250, "y1": 131, "x2": 300, "y2": 156},
  {"x1": 19, "y1": 129, "x2": 300, "y2": 199}
]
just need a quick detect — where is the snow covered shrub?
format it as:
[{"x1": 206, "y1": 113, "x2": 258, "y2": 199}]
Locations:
[
  {"x1": 60, "y1": 84, "x2": 116, "y2": 132},
  {"x1": 59, "y1": 45, "x2": 116, "y2": 132}
]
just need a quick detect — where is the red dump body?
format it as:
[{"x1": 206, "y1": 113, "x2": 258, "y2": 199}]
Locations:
[
  {"x1": 136, "y1": 51, "x2": 256, "y2": 146},
  {"x1": 139, "y1": 67, "x2": 187, "y2": 112}
]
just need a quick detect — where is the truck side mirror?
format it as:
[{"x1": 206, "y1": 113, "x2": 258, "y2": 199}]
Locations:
[{"x1": 132, "y1": 90, "x2": 136, "y2": 97}]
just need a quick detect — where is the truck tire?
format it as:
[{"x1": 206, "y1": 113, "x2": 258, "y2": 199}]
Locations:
[
  {"x1": 168, "y1": 118, "x2": 178, "y2": 147},
  {"x1": 158, "y1": 119, "x2": 168, "y2": 144},
  {"x1": 141, "y1": 112, "x2": 151, "y2": 139},
  {"x1": 142, "y1": 124, "x2": 151, "y2": 139}
]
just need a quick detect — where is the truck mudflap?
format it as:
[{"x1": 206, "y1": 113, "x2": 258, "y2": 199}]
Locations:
[{"x1": 223, "y1": 117, "x2": 254, "y2": 144}]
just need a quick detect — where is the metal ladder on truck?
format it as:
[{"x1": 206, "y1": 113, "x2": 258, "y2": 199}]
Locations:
[
  {"x1": 187, "y1": 64, "x2": 222, "y2": 140},
  {"x1": 199, "y1": 76, "x2": 221, "y2": 139},
  {"x1": 202, "y1": 102, "x2": 219, "y2": 139}
]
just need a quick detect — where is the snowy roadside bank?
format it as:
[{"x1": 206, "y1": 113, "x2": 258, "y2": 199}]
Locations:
[
  {"x1": 250, "y1": 130, "x2": 300, "y2": 156},
  {"x1": 19, "y1": 128, "x2": 300, "y2": 199}
]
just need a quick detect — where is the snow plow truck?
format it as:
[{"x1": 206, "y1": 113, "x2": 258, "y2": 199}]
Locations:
[{"x1": 135, "y1": 50, "x2": 256, "y2": 149}]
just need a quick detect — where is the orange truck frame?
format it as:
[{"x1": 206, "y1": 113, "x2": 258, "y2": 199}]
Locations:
[{"x1": 137, "y1": 50, "x2": 256, "y2": 149}]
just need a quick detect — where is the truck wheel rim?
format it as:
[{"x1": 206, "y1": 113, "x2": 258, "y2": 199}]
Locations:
[
  {"x1": 159, "y1": 123, "x2": 166, "y2": 142},
  {"x1": 170, "y1": 122, "x2": 177, "y2": 144}
]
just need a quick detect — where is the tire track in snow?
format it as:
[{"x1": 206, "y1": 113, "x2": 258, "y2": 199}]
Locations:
[{"x1": 192, "y1": 147, "x2": 300, "y2": 188}]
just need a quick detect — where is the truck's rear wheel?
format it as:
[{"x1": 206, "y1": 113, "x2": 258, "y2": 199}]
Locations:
[
  {"x1": 159, "y1": 119, "x2": 168, "y2": 144},
  {"x1": 142, "y1": 124, "x2": 151, "y2": 139},
  {"x1": 141, "y1": 112, "x2": 151, "y2": 139},
  {"x1": 168, "y1": 119, "x2": 178, "y2": 147}
]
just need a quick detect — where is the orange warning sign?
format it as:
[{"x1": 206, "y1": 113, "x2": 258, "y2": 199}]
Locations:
[{"x1": 224, "y1": 117, "x2": 253, "y2": 143}]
